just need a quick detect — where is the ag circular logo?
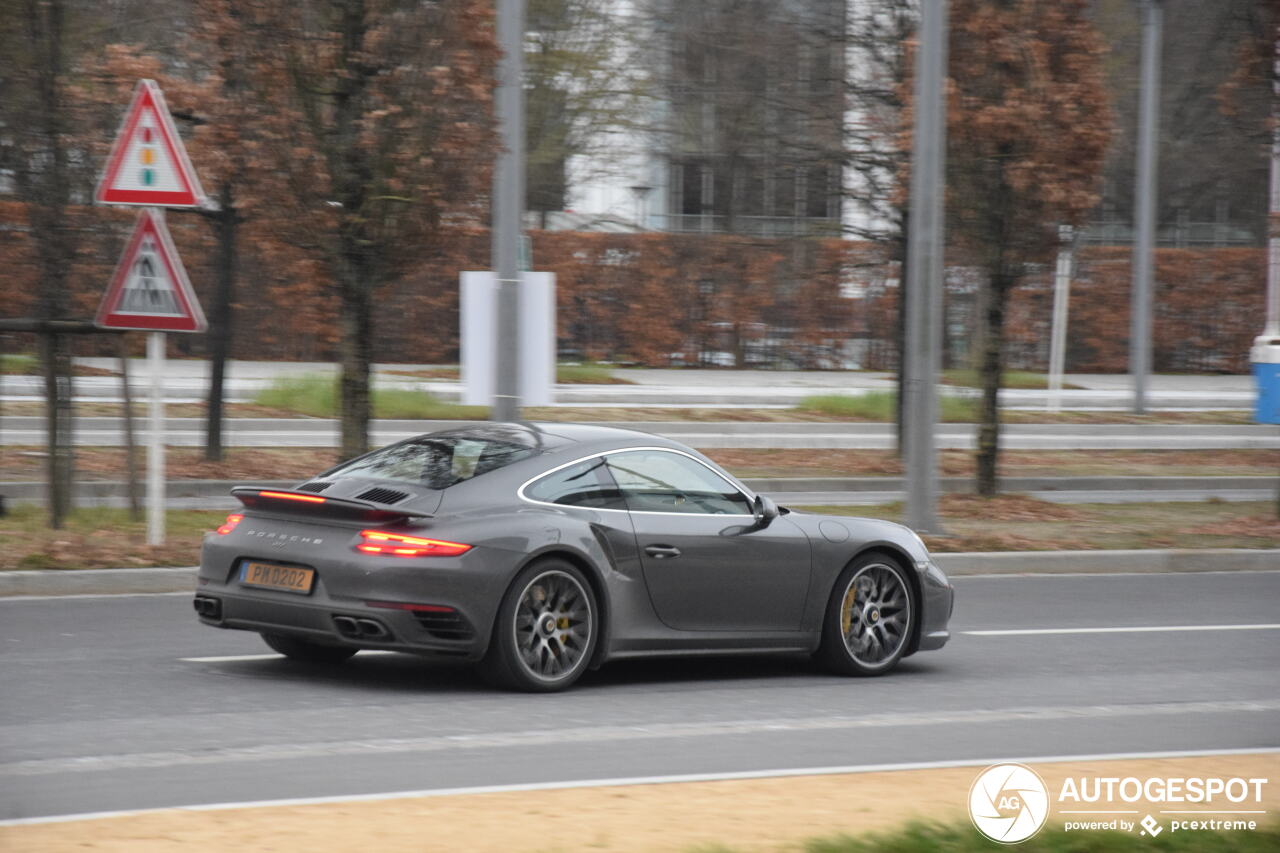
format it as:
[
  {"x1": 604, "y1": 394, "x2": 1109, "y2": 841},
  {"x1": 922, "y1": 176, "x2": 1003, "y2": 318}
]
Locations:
[{"x1": 969, "y1": 763, "x2": 1050, "y2": 844}]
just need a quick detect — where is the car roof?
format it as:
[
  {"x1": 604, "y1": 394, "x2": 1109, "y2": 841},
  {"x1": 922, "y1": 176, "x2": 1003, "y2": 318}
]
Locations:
[{"x1": 423, "y1": 421, "x2": 666, "y2": 451}]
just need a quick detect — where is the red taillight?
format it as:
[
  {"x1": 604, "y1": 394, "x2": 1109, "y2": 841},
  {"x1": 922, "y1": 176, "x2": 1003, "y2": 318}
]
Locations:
[
  {"x1": 216, "y1": 513, "x2": 244, "y2": 535},
  {"x1": 258, "y1": 490, "x2": 326, "y2": 503},
  {"x1": 355, "y1": 530, "x2": 472, "y2": 558},
  {"x1": 365, "y1": 601, "x2": 456, "y2": 613}
]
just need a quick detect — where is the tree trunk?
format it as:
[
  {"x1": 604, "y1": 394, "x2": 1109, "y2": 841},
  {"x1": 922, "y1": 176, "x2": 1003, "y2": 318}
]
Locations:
[
  {"x1": 975, "y1": 275, "x2": 1011, "y2": 496},
  {"x1": 40, "y1": 331, "x2": 73, "y2": 527},
  {"x1": 893, "y1": 214, "x2": 909, "y2": 458},
  {"x1": 24, "y1": 0, "x2": 76, "y2": 527},
  {"x1": 204, "y1": 182, "x2": 239, "y2": 462},
  {"x1": 337, "y1": 258, "x2": 373, "y2": 461}
]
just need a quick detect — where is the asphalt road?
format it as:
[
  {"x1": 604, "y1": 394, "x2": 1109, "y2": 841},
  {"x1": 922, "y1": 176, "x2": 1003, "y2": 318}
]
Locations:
[{"x1": 2, "y1": 572, "x2": 1278, "y2": 821}]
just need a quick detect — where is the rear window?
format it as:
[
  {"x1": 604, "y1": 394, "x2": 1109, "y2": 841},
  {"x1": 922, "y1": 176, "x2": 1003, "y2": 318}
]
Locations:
[{"x1": 327, "y1": 437, "x2": 536, "y2": 489}]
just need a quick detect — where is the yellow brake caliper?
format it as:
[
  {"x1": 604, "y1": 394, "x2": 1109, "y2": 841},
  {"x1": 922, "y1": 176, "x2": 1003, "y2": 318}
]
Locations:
[{"x1": 841, "y1": 587, "x2": 857, "y2": 634}]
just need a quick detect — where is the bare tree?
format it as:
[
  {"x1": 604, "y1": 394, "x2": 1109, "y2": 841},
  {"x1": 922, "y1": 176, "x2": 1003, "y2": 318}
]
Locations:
[{"x1": 1, "y1": 0, "x2": 81, "y2": 526}]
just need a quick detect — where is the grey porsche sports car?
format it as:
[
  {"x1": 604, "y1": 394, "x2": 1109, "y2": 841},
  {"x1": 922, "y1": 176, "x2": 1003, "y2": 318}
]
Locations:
[{"x1": 195, "y1": 423, "x2": 953, "y2": 691}]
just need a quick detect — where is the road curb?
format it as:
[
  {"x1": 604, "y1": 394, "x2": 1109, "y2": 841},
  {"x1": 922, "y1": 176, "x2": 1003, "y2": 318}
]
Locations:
[
  {"x1": 2, "y1": 550, "x2": 1276, "y2": 597},
  {"x1": 0, "y1": 567, "x2": 198, "y2": 597}
]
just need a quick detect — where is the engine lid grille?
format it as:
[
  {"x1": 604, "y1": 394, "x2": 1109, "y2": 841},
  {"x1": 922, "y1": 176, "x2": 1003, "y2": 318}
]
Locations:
[{"x1": 354, "y1": 486, "x2": 410, "y2": 505}]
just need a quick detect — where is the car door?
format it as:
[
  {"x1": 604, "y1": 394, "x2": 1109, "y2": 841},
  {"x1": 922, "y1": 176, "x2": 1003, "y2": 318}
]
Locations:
[{"x1": 606, "y1": 449, "x2": 812, "y2": 632}]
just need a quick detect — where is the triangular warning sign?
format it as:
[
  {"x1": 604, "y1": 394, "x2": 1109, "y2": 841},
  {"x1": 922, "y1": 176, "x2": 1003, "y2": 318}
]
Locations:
[
  {"x1": 96, "y1": 79, "x2": 206, "y2": 208},
  {"x1": 96, "y1": 209, "x2": 207, "y2": 332}
]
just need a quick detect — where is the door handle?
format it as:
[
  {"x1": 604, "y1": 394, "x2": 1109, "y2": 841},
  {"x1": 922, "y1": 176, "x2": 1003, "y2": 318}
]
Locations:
[{"x1": 644, "y1": 544, "x2": 681, "y2": 559}]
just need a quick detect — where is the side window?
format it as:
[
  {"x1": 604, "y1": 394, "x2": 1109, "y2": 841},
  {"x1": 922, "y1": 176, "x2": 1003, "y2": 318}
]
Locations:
[
  {"x1": 607, "y1": 450, "x2": 752, "y2": 515},
  {"x1": 526, "y1": 457, "x2": 626, "y2": 510}
]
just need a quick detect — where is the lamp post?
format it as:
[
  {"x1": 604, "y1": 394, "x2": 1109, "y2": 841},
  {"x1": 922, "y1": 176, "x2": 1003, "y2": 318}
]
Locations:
[
  {"x1": 492, "y1": 0, "x2": 526, "y2": 422},
  {"x1": 903, "y1": 0, "x2": 948, "y2": 534},
  {"x1": 1130, "y1": 0, "x2": 1162, "y2": 414}
]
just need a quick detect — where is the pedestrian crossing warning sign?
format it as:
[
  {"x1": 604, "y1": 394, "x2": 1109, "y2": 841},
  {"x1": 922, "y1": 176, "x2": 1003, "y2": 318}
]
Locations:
[
  {"x1": 95, "y1": 209, "x2": 207, "y2": 332},
  {"x1": 95, "y1": 79, "x2": 206, "y2": 208}
]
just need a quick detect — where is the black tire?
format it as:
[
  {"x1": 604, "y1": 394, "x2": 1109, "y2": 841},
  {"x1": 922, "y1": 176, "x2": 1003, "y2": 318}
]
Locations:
[
  {"x1": 479, "y1": 558, "x2": 599, "y2": 692},
  {"x1": 261, "y1": 632, "x2": 358, "y2": 663},
  {"x1": 817, "y1": 551, "x2": 915, "y2": 676}
]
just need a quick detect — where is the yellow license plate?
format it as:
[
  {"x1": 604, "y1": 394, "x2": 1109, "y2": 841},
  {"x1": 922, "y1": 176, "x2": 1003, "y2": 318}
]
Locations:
[{"x1": 240, "y1": 561, "x2": 315, "y2": 595}]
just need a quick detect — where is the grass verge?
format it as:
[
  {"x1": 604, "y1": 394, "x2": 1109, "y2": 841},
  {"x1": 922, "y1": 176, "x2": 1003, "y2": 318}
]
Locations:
[
  {"x1": 385, "y1": 363, "x2": 634, "y2": 384},
  {"x1": 792, "y1": 497, "x2": 1280, "y2": 552},
  {"x1": 1, "y1": 353, "x2": 118, "y2": 377},
  {"x1": 0, "y1": 505, "x2": 224, "y2": 570},
  {"x1": 709, "y1": 448, "x2": 1279, "y2": 478},
  {"x1": 555, "y1": 362, "x2": 633, "y2": 384},
  {"x1": 1, "y1": 353, "x2": 37, "y2": 374},
  {"x1": 252, "y1": 374, "x2": 488, "y2": 419},
  {"x1": 787, "y1": 820, "x2": 1280, "y2": 853},
  {"x1": 796, "y1": 392, "x2": 980, "y2": 422},
  {"x1": 938, "y1": 368, "x2": 1083, "y2": 390}
]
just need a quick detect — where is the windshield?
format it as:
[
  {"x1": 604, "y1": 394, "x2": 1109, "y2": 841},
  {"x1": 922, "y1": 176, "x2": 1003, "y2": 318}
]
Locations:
[{"x1": 326, "y1": 437, "x2": 536, "y2": 489}]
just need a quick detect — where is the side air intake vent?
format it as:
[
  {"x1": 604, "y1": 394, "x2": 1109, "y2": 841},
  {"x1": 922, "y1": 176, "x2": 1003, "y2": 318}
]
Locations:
[
  {"x1": 297, "y1": 481, "x2": 331, "y2": 493},
  {"x1": 355, "y1": 487, "x2": 409, "y2": 505}
]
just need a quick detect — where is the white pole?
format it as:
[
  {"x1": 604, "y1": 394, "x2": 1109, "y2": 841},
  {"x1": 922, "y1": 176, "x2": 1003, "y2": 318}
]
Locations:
[
  {"x1": 1263, "y1": 31, "x2": 1280, "y2": 338},
  {"x1": 147, "y1": 330, "x2": 165, "y2": 546},
  {"x1": 1130, "y1": 0, "x2": 1162, "y2": 414},
  {"x1": 491, "y1": 0, "x2": 525, "y2": 422},
  {"x1": 904, "y1": 0, "x2": 948, "y2": 534},
  {"x1": 1047, "y1": 227, "x2": 1073, "y2": 413}
]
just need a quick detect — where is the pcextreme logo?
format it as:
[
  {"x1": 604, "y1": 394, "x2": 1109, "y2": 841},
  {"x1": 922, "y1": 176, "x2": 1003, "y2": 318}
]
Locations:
[{"x1": 969, "y1": 763, "x2": 1050, "y2": 844}]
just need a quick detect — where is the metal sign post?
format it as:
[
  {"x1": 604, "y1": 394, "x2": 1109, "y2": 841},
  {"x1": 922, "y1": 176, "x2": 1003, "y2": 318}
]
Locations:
[{"x1": 147, "y1": 330, "x2": 166, "y2": 545}]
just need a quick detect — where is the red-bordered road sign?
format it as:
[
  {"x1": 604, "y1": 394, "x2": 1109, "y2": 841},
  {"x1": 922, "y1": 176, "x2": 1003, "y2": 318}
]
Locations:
[
  {"x1": 95, "y1": 79, "x2": 206, "y2": 208},
  {"x1": 95, "y1": 209, "x2": 207, "y2": 332}
]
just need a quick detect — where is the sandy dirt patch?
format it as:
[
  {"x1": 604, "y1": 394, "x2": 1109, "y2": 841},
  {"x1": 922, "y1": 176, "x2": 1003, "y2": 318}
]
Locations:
[{"x1": 3, "y1": 753, "x2": 1276, "y2": 852}]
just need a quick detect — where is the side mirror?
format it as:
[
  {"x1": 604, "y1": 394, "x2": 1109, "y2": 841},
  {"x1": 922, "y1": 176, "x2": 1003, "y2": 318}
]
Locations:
[{"x1": 752, "y1": 494, "x2": 779, "y2": 528}]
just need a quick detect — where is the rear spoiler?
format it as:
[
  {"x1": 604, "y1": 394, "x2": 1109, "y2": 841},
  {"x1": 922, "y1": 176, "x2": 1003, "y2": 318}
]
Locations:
[{"x1": 230, "y1": 487, "x2": 432, "y2": 523}]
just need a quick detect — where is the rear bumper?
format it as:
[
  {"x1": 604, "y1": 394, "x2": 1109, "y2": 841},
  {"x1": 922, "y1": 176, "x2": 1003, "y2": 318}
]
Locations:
[
  {"x1": 195, "y1": 534, "x2": 504, "y2": 661},
  {"x1": 194, "y1": 588, "x2": 489, "y2": 660}
]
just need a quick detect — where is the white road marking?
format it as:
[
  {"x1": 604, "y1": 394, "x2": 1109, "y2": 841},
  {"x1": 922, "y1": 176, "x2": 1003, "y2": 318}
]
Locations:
[
  {"x1": 3, "y1": 699, "x2": 1277, "y2": 780},
  {"x1": 3, "y1": 746, "x2": 1277, "y2": 828},
  {"x1": 180, "y1": 651, "x2": 398, "y2": 663},
  {"x1": 963, "y1": 624, "x2": 1280, "y2": 636},
  {"x1": 950, "y1": 570, "x2": 1280, "y2": 579}
]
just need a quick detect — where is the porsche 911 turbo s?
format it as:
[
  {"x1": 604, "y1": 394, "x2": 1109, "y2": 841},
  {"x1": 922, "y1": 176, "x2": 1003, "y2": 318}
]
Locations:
[{"x1": 195, "y1": 423, "x2": 953, "y2": 691}]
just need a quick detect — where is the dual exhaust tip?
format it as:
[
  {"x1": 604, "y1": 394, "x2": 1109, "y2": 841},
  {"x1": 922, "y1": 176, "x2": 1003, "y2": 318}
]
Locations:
[
  {"x1": 333, "y1": 615, "x2": 391, "y2": 641},
  {"x1": 193, "y1": 596, "x2": 222, "y2": 620}
]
